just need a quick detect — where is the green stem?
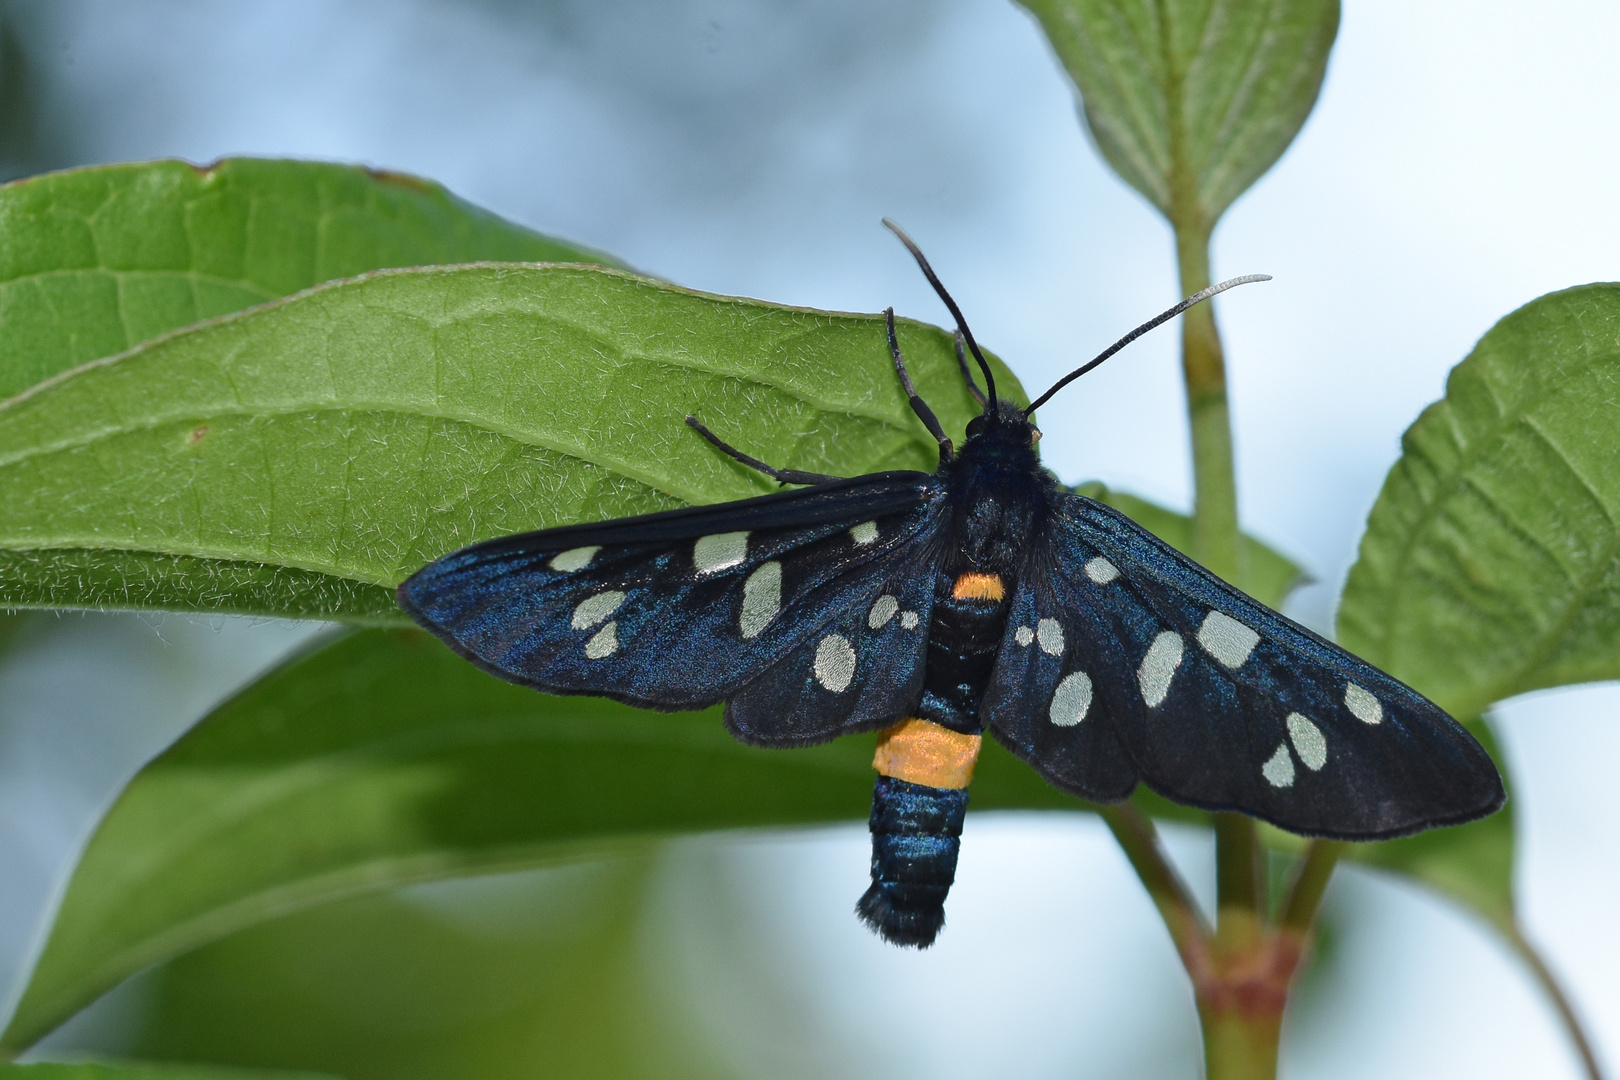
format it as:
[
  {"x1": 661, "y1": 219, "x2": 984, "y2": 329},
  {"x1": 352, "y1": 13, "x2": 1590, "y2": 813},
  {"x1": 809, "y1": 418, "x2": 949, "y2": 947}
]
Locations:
[
  {"x1": 1215, "y1": 812, "x2": 1264, "y2": 918},
  {"x1": 1174, "y1": 220, "x2": 1243, "y2": 586},
  {"x1": 1505, "y1": 922, "x2": 1607, "y2": 1080},
  {"x1": 1279, "y1": 841, "x2": 1342, "y2": 933},
  {"x1": 1098, "y1": 802, "x2": 1211, "y2": 962}
]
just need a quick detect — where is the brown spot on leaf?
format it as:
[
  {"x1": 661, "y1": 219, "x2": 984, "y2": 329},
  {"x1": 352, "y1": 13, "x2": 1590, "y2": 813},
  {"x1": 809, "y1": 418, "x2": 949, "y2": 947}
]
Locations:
[
  {"x1": 364, "y1": 167, "x2": 433, "y2": 194},
  {"x1": 187, "y1": 424, "x2": 209, "y2": 447}
]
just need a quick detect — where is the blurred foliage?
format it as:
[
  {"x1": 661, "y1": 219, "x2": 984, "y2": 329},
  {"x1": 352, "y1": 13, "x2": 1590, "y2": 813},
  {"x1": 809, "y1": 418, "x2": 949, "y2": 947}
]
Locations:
[
  {"x1": 115, "y1": 862, "x2": 732, "y2": 1080},
  {"x1": 0, "y1": 1063, "x2": 332, "y2": 1079}
]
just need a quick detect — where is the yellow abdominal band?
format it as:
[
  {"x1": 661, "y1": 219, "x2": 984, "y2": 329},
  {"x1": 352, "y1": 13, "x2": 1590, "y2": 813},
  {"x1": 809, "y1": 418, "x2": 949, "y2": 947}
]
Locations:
[{"x1": 872, "y1": 717, "x2": 982, "y2": 790}]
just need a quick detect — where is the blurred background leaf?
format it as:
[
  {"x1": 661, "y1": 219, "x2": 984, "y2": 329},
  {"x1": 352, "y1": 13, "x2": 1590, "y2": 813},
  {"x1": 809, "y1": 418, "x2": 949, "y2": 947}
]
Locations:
[{"x1": 0, "y1": 1063, "x2": 332, "y2": 1079}]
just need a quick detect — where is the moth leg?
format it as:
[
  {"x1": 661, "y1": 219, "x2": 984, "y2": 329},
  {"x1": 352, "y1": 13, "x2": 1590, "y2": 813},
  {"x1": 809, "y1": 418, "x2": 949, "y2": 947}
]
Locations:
[
  {"x1": 885, "y1": 307, "x2": 954, "y2": 462},
  {"x1": 953, "y1": 330, "x2": 988, "y2": 408},
  {"x1": 685, "y1": 415, "x2": 843, "y2": 486}
]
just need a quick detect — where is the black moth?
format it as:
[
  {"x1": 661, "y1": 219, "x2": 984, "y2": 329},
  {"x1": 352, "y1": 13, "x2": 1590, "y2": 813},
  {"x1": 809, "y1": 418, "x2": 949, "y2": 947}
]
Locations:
[{"x1": 399, "y1": 223, "x2": 1505, "y2": 948}]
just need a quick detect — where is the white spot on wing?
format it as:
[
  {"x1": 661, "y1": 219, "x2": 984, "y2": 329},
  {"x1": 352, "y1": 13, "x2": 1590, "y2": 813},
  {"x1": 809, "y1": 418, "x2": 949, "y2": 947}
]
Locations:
[
  {"x1": 900, "y1": 610, "x2": 920, "y2": 630},
  {"x1": 1037, "y1": 618, "x2": 1065, "y2": 656},
  {"x1": 694, "y1": 531, "x2": 749, "y2": 574},
  {"x1": 1287, "y1": 713, "x2": 1328, "y2": 771},
  {"x1": 814, "y1": 634, "x2": 856, "y2": 692},
  {"x1": 1137, "y1": 630, "x2": 1184, "y2": 707},
  {"x1": 1015, "y1": 625, "x2": 1034, "y2": 647},
  {"x1": 1049, "y1": 671, "x2": 1093, "y2": 726},
  {"x1": 1262, "y1": 742, "x2": 1295, "y2": 787},
  {"x1": 571, "y1": 590, "x2": 626, "y2": 631},
  {"x1": 739, "y1": 561, "x2": 781, "y2": 639},
  {"x1": 850, "y1": 521, "x2": 879, "y2": 545},
  {"x1": 1084, "y1": 557, "x2": 1119, "y2": 584},
  {"x1": 585, "y1": 622, "x2": 618, "y2": 659},
  {"x1": 551, "y1": 546, "x2": 599, "y2": 572},
  {"x1": 1197, "y1": 610, "x2": 1260, "y2": 669},
  {"x1": 868, "y1": 594, "x2": 899, "y2": 629},
  {"x1": 1345, "y1": 682, "x2": 1383, "y2": 724}
]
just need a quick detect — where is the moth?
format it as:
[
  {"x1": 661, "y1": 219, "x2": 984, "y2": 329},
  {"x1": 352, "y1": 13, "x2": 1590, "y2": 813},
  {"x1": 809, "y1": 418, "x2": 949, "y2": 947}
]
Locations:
[{"x1": 399, "y1": 223, "x2": 1505, "y2": 947}]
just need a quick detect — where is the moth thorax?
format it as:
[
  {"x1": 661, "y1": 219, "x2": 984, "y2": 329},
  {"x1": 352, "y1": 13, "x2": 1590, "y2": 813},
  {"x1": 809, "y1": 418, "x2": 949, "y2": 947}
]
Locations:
[{"x1": 872, "y1": 717, "x2": 982, "y2": 789}]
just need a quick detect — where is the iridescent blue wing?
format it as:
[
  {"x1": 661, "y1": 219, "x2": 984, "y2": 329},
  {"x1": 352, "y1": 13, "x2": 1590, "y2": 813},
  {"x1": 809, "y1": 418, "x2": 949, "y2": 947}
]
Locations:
[
  {"x1": 985, "y1": 493, "x2": 1505, "y2": 840},
  {"x1": 399, "y1": 472, "x2": 949, "y2": 745}
]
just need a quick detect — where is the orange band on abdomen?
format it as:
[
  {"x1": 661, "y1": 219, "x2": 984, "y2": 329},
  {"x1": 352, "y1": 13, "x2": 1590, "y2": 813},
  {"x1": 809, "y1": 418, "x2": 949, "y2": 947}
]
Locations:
[
  {"x1": 952, "y1": 572, "x2": 1005, "y2": 601},
  {"x1": 872, "y1": 718, "x2": 982, "y2": 790}
]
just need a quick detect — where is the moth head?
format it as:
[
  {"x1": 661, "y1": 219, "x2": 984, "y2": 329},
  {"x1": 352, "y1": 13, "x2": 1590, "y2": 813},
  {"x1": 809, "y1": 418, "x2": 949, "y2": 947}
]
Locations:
[{"x1": 965, "y1": 398, "x2": 1040, "y2": 447}]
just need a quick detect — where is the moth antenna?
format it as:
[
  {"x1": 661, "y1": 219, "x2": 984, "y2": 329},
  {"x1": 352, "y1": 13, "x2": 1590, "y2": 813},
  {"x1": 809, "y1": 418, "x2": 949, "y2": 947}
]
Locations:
[
  {"x1": 1022, "y1": 274, "x2": 1271, "y2": 416},
  {"x1": 886, "y1": 308, "x2": 954, "y2": 462},
  {"x1": 882, "y1": 218, "x2": 997, "y2": 411},
  {"x1": 953, "y1": 330, "x2": 988, "y2": 408}
]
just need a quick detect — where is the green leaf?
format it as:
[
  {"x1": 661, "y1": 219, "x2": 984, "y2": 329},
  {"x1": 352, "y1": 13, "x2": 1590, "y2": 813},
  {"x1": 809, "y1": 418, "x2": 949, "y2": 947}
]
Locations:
[
  {"x1": 1017, "y1": 0, "x2": 1338, "y2": 230},
  {"x1": 1336, "y1": 286, "x2": 1620, "y2": 965},
  {"x1": 1074, "y1": 481, "x2": 1304, "y2": 608},
  {"x1": 0, "y1": 627, "x2": 1070, "y2": 1051},
  {"x1": 127, "y1": 864, "x2": 725, "y2": 1080},
  {"x1": 1340, "y1": 283, "x2": 1620, "y2": 719},
  {"x1": 0, "y1": 1063, "x2": 334, "y2": 1079},
  {"x1": 0, "y1": 264, "x2": 1007, "y2": 620},
  {"x1": 0, "y1": 158, "x2": 613, "y2": 399}
]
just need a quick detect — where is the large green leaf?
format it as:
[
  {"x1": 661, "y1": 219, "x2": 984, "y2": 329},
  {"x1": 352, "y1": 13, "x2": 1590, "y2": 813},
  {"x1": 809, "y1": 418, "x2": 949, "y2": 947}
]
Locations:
[
  {"x1": 1341, "y1": 284, "x2": 1620, "y2": 718},
  {"x1": 1339, "y1": 284, "x2": 1620, "y2": 948},
  {"x1": 1336, "y1": 285, "x2": 1620, "y2": 1064},
  {"x1": 0, "y1": 264, "x2": 1004, "y2": 621},
  {"x1": 1017, "y1": 0, "x2": 1338, "y2": 230},
  {"x1": 0, "y1": 158, "x2": 612, "y2": 398}
]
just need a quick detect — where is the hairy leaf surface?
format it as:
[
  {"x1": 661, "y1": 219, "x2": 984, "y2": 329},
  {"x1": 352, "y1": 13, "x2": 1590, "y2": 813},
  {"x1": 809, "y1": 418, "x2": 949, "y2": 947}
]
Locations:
[{"x1": 0, "y1": 264, "x2": 1004, "y2": 620}]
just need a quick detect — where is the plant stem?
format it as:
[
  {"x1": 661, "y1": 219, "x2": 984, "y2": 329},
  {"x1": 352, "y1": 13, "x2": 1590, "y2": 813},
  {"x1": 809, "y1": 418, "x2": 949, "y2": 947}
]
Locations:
[
  {"x1": 1279, "y1": 841, "x2": 1342, "y2": 933},
  {"x1": 1174, "y1": 220, "x2": 1243, "y2": 586},
  {"x1": 1505, "y1": 922, "x2": 1608, "y2": 1080},
  {"x1": 1098, "y1": 803, "x2": 1209, "y2": 960}
]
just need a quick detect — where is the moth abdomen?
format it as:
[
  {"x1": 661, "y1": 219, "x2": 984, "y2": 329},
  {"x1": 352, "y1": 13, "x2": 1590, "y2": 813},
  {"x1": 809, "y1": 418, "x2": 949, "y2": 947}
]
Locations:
[{"x1": 857, "y1": 774, "x2": 970, "y2": 949}]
